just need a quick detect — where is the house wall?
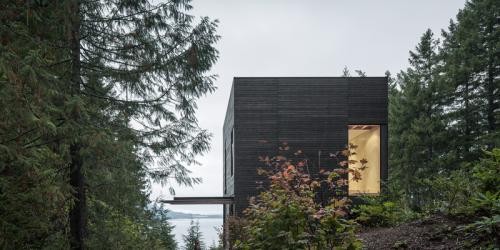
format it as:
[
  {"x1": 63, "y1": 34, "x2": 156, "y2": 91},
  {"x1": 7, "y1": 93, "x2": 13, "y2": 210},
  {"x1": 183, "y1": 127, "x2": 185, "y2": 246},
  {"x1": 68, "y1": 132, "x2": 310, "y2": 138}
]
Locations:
[
  {"x1": 222, "y1": 86, "x2": 234, "y2": 222},
  {"x1": 223, "y1": 77, "x2": 388, "y2": 216}
]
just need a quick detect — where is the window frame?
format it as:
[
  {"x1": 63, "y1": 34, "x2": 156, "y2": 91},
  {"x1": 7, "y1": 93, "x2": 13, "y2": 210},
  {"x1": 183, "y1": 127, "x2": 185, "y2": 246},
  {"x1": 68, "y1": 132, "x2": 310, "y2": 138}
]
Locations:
[
  {"x1": 347, "y1": 124, "x2": 381, "y2": 196},
  {"x1": 230, "y1": 128, "x2": 234, "y2": 176}
]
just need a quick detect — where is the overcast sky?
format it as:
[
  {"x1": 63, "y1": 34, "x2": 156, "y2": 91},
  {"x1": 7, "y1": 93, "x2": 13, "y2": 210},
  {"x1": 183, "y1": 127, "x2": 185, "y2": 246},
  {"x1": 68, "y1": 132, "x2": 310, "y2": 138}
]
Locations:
[{"x1": 151, "y1": 0, "x2": 467, "y2": 214}]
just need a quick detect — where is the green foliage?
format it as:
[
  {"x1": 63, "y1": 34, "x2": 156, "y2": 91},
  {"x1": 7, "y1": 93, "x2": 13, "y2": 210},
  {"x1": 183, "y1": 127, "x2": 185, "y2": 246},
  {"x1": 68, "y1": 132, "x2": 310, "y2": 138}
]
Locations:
[
  {"x1": 420, "y1": 149, "x2": 500, "y2": 247},
  {"x1": 352, "y1": 148, "x2": 495, "y2": 228},
  {"x1": 389, "y1": 29, "x2": 451, "y2": 211},
  {"x1": 87, "y1": 200, "x2": 177, "y2": 249},
  {"x1": 0, "y1": 1, "x2": 72, "y2": 248},
  {"x1": 208, "y1": 241, "x2": 223, "y2": 250},
  {"x1": 468, "y1": 192, "x2": 500, "y2": 217},
  {"x1": 183, "y1": 220, "x2": 205, "y2": 250},
  {"x1": 421, "y1": 169, "x2": 474, "y2": 214},
  {"x1": 471, "y1": 148, "x2": 500, "y2": 193},
  {"x1": 353, "y1": 200, "x2": 406, "y2": 227},
  {"x1": 441, "y1": 0, "x2": 500, "y2": 157},
  {"x1": 457, "y1": 215, "x2": 500, "y2": 248},
  {"x1": 341, "y1": 66, "x2": 366, "y2": 77},
  {"x1": 421, "y1": 149, "x2": 500, "y2": 217},
  {"x1": 389, "y1": 0, "x2": 499, "y2": 212},
  {"x1": 224, "y1": 216, "x2": 248, "y2": 249},
  {"x1": 230, "y1": 145, "x2": 362, "y2": 249},
  {"x1": 1, "y1": 0, "x2": 218, "y2": 248},
  {"x1": 208, "y1": 225, "x2": 224, "y2": 250}
]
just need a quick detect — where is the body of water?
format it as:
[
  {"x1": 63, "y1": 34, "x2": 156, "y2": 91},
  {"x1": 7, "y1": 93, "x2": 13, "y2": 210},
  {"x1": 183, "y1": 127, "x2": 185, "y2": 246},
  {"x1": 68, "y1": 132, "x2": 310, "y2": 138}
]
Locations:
[{"x1": 170, "y1": 218, "x2": 223, "y2": 248}]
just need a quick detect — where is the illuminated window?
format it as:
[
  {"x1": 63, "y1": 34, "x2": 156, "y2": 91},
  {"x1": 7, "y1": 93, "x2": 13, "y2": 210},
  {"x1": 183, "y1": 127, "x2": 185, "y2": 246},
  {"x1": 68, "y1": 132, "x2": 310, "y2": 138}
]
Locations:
[{"x1": 348, "y1": 125, "x2": 381, "y2": 195}]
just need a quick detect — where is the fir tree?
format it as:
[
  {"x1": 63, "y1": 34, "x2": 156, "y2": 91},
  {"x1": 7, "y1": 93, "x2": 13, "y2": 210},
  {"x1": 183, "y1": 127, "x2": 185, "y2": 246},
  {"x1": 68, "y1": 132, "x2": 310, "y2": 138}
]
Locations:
[
  {"x1": 441, "y1": 0, "x2": 499, "y2": 160},
  {"x1": 341, "y1": 66, "x2": 366, "y2": 77},
  {"x1": 183, "y1": 220, "x2": 205, "y2": 250},
  {"x1": 342, "y1": 66, "x2": 351, "y2": 77},
  {"x1": 354, "y1": 69, "x2": 367, "y2": 77},
  {"x1": 0, "y1": 1, "x2": 72, "y2": 248},
  {"x1": 1, "y1": 0, "x2": 218, "y2": 248},
  {"x1": 389, "y1": 30, "x2": 449, "y2": 209},
  {"x1": 63, "y1": 0, "x2": 219, "y2": 247}
]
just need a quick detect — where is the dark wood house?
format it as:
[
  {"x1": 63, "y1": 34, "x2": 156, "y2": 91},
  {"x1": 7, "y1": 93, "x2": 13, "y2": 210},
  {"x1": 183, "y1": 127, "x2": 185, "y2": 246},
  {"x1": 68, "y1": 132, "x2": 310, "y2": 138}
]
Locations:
[{"x1": 222, "y1": 77, "x2": 388, "y2": 218}]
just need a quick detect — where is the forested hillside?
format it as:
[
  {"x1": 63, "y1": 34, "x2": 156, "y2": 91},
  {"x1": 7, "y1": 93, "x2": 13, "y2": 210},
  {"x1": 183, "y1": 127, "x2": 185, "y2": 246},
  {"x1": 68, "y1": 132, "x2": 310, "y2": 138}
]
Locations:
[
  {"x1": 0, "y1": 0, "x2": 218, "y2": 248},
  {"x1": 389, "y1": 0, "x2": 499, "y2": 210},
  {"x1": 373, "y1": 0, "x2": 499, "y2": 247}
]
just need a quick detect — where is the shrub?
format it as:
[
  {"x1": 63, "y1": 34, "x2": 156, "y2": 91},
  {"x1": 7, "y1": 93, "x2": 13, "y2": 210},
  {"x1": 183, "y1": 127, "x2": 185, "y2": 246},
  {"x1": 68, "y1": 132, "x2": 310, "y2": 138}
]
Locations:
[
  {"x1": 472, "y1": 148, "x2": 500, "y2": 193},
  {"x1": 457, "y1": 215, "x2": 500, "y2": 248},
  {"x1": 417, "y1": 148, "x2": 500, "y2": 217},
  {"x1": 232, "y1": 144, "x2": 362, "y2": 249},
  {"x1": 467, "y1": 191, "x2": 500, "y2": 216},
  {"x1": 422, "y1": 169, "x2": 475, "y2": 215},
  {"x1": 353, "y1": 200, "x2": 399, "y2": 227},
  {"x1": 420, "y1": 149, "x2": 500, "y2": 247},
  {"x1": 351, "y1": 196, "x2": 419, "y2": 227},
  {"x1": 224, "y1": 216, "x2": 249, "y2": 249}
]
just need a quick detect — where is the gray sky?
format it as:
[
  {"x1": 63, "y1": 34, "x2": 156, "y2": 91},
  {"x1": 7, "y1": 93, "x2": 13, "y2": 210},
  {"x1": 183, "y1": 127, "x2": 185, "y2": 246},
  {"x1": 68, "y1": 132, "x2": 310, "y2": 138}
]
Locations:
[{"x1": 151, "y1": 0, "x2": 467, "y2": 214}]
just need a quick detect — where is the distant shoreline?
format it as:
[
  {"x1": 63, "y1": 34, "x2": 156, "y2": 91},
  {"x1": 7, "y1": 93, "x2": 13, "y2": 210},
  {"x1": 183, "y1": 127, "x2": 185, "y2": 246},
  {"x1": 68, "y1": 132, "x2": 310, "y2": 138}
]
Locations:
[{"x1": 167, "y1": 211, "x2": 222, "y2": 219}]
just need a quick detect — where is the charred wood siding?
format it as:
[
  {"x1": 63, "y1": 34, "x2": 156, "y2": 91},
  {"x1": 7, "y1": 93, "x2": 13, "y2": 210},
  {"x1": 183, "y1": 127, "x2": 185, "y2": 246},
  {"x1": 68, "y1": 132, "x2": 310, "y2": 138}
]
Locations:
[
  {"x1": 223, "y1": 86, "x2": 235, "y2": 198},
  {"x1": 347, "y1": 77, "x2": 388, "y2": 124},
  {"x1": 233, "y1": 78, "x2": 278, "y2": 215},
  {"x1": 223, "y1": 77, "x2": 388, "y2": 215}
]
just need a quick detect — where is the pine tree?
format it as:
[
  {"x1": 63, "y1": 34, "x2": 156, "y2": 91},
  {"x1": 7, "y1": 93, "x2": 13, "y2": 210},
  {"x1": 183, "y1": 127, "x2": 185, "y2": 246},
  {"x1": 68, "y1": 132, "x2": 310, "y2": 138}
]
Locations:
[
  {"x1": 441, "y1": 0, "x2": 499, "y2": 160},
  {"x1": 183, "y1": 220, "x2": 205, "y2": 250},
  {"x1": 389, "y1": 30, "x2": 449, "y2": 209}
]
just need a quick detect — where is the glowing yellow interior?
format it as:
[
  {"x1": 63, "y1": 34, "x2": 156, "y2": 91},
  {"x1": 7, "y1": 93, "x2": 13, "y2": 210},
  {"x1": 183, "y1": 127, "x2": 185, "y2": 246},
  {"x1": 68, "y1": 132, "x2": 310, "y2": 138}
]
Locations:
[{"x1": 348, "y1": 125, "x2": 381, "y2": 195}]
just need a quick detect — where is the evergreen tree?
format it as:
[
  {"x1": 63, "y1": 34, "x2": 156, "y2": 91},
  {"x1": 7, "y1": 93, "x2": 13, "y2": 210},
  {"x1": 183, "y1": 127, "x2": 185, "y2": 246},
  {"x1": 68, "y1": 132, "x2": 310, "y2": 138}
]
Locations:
[
  {"x1": 342, "y1": 66, "x2": 351, "y2": 77},
  {"x1": 341, "y1": 66, "x2": 366, "y2": 77},
  {"x1": 64, "y1": 0, "x2": 218, "y2": 247},
  {"x1": 354, "y1": 69, "x2": 367, "y2": 77},
  {"x1": 441, "y1": 0, "x2": 499, "y2": 160},
  {"x1": 209, "y1": 241, "x2": 223, "y2": 250},
  {"x1": 389, "y1": 0, "x2": 499, "y2": 211},
  {"x1": 0, "y1": 1, "x2": 72, "y2": 248},
  {"x1": 1, "y1": 0, "x2": 218, "y2": 248},
  {"x1": 183, "y1": 220, "x2": 205, "y2": 250},
  {"x1": 389, "y1": 30, "x2": 449, "y2": 209}
]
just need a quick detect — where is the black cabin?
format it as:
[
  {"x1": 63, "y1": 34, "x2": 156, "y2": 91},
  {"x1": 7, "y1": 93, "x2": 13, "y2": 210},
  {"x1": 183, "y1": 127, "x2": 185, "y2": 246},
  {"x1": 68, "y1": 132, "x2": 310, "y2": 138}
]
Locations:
[{"x1": 222, "y1": 77, "x2": 388, "y2": 218}]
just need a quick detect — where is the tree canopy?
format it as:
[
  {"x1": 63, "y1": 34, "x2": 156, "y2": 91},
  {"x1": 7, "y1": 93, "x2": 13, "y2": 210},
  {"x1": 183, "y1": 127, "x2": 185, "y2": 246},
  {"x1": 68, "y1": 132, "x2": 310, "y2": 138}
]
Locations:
[{"x1": 0, "y1": 0, "x2": 218, "y2": 248}]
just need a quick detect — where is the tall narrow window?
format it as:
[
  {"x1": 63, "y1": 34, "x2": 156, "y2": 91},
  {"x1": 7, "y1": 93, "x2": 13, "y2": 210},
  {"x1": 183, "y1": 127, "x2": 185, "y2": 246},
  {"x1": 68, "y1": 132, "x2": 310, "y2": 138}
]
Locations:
[
  {"x1": 231, "y1": 128, "x2": 234, "y2": 176},
  {"x1": 348, "y1": 125, "x2": 381, "y2": 195},
  {"x1": 223, "y1": 141, "x2": 227, "y2": 194}
]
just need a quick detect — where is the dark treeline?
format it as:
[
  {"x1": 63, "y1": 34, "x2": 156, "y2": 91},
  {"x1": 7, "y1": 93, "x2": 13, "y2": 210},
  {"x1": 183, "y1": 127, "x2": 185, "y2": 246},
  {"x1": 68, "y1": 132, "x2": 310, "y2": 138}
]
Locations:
[
  {"x1": 388, "y1": 0, "x2": 498, "y2": 210},
  {"x1": 0, "y1": 0, "x2": 218, "y2": 249}
]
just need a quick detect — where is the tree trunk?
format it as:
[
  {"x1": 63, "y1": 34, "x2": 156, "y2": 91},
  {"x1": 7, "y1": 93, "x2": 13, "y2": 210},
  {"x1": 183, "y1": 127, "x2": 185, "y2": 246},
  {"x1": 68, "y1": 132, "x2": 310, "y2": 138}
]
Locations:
[
  {"x1": 486, "y1": 62, "x2": 497, "y2": 149},
  {"x1": 68, "y1": 0, "x2": 85, "y2": 249},
  {"x1": 463, "y1": 79, "x2": 471, "y2": 160},
  {"x1": 69, "y1": 144, "x2": 85, "y2": 250}
]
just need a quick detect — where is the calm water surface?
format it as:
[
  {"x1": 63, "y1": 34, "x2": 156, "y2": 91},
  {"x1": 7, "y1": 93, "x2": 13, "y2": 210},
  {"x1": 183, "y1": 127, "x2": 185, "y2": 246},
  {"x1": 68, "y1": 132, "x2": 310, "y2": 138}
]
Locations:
[{"x1": 170, "y1": 218, "x2": 223, "y2": 248}]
